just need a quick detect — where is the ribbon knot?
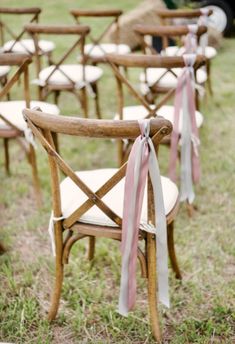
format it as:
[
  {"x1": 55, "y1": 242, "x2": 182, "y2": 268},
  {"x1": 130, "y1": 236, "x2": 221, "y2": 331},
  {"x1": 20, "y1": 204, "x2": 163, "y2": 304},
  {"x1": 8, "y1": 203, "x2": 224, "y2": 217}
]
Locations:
[
  {"x1": 118, "y1": 119, "x2": 169, "y2": 316},
  {"x1": 169, "y1": 54, "x2": 200, "y2": 204}
]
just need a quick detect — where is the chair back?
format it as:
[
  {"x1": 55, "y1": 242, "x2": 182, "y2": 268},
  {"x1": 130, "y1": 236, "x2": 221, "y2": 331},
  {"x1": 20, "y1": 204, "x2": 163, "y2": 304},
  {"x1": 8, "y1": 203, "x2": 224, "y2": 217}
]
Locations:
[
  {"x1": 70, "y1": 9, "x2": 123, "y2": 62},
  {"x1": 155, "y1": 8, "x2": 213, "y2": 25},
  {"x1": 134, "y1": 24, "x2": 207, "y2": 53},
  {"x1": 0, "y1": 7, "x2": 41, "y2": 53},
  {"x1": 23, "y1": 108, "x2": 171, "y2": 231},
  {"x1": 106, "y1": 53, "x2": 205, "y2": 117},
  {"x1": 25, "y1": 24, "x2": 90, "y2": 96}
]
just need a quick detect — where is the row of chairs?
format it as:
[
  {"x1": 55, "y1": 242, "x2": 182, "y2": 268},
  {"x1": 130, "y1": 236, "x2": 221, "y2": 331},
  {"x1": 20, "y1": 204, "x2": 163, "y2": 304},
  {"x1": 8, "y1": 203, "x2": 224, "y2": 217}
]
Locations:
[{"x1": 0, "y1": 5, "x2": 217, "y2": 342}]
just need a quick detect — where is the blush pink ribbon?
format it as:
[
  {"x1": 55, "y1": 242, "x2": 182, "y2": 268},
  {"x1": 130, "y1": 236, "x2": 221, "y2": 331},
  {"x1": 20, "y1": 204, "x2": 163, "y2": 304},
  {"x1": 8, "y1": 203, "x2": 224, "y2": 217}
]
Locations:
[
  {"x1": 169, "y1": 54, "x2": 200, "y2": 204},
  {"x1": 198, "y1": 8, "x2": 210, "y2": 55},
  {"x1": 118, "y1": 119, "x2": 169, "y2": 316},
  {"x1": 184, "y1": 24, "x2": 199, "y2": 54}
]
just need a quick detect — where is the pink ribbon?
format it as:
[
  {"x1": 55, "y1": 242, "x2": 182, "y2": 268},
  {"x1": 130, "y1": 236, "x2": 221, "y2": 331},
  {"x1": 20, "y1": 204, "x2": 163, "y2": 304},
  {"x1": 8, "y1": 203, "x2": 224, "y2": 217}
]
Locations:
[
  {"x1": 118, "y1": 119, "x2": 169, "y2": 316},
  {"x1": 169, "y1": 54, "x2": 200, "y2": 203},
  {"x1": 184, "y1": 24, "x2": 198, "y2": 54}
]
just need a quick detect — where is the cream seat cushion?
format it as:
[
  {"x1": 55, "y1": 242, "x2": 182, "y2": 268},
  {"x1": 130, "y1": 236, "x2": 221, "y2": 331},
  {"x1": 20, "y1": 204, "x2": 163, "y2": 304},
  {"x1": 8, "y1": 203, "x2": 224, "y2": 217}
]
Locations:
[
  {"x1": 84, "y1": 43, "x2": 131, "y2": 58},
  {"x1": 164, "y1": 45, "x2": 217, "y2": 59},
  {"x1": 140, "y1": 67, "x2": 207, "y2": 90},
  {"x1": 0, "y1": 65, "x2": 10, "y2": 78},
  {"x1": 116, "y1": 104, "x2": 203, "y2": 132},
  {"x1": 38, "y1": 64, "x2": 103, "y2": 86},
  {"x1": 0, "y1": 101, "x2": 59, "y2": 131},
  {"x1": 60, "y1": 168, "x2": 179, "y2": 227},
  {"x1": 3, "y1": 39, "x2": 55, "y2": 54}
]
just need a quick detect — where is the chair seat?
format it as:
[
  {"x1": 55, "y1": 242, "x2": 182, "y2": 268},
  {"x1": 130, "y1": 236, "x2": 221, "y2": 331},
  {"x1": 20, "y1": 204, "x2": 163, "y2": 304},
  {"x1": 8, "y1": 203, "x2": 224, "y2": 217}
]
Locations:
[
  {"x1": 0, "y1": 101, "x2": 60, "y2": 131},
  {"x1": 84, "y1": 43, "x2": 131, "y2": 58},
  {"x1": 38, "y1": 64, "x2": 103, "y2": 86},
  {"x1": 3, "y1": 39, "x2": 55, "y2": 54},
  {"x1": 0, "y1": 65, "x2": 10, "y2": 78},
  {"x1": 140, "y1": 66, "x2": 207, "y2": 91},
  {"x1": 164, "y1": 45, "x2": 217, "y2": 59},
  {"x1": 60, "y1": 168, "x2": 179, "y2": 227},
  {"x1": 116, "y1": 104, "x2": 203, "y2": 132}
]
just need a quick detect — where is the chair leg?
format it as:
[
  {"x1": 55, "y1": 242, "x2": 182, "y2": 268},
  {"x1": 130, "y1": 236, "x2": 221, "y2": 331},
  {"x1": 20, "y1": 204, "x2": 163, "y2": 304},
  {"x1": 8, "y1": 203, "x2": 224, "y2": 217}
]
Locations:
[
  {"x1": 28, "y1": 144, "x2": 42, "y2": 207},
  {"x1": 48, "y1": 254, "x2": 64, "y2": 321},
  {"x1": 91, "y1": 82, "x2": 102, "y2": 119},
  {"x1": 0, "y1": 241, "x2": 6, "y2": 255},
  {"x1": 54, "y1": 90, "x2": 60, "y2": 105},
  {"x1": 87, "y1": 236, "x2": 96, "y2": 261},
  {"x1": 146, "y1": 233, "x2": 161, "y2": 342},
  {"x1": 3, "y1": 138, "x2": 10, "y2": 175},
  {"x1": 206, "y1": 60, "x2": 213, "y2": 97},
  {"x1": 167, "y1": 222, "x2": 182, "y2": 280},
  {"x1": 80, "y1": 87, "x2": 89, "y2": 119},
  {"x1": 52, "y1": 132, "x2": 59, "y2": 154}
]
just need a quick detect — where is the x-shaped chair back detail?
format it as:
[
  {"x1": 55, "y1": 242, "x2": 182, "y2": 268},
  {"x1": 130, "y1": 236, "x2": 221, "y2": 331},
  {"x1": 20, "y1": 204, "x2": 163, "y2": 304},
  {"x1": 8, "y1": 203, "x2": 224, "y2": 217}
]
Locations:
[
  {"x1": 106, "y1": 53, "x2": 205, "y2": 164},
  {"x1": 23, "y1": 108, "x2": 175, "y2": 342},
  {"x1": 0, "y1": 7, "x2": 41, "y2": 54},
  {"x1": 70, "y1": 9, "x2": 125, "y2": 63},
  {"x1": 0, "y1": 53, "x2": 42, "y2": 206}
]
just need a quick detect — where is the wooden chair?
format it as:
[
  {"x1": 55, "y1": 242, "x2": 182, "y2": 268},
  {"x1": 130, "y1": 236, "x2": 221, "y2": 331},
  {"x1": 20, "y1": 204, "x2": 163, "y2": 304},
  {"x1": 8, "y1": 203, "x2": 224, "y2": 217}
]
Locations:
[
  {"x1": 106, "y1": 53, "x2": 205, "y2": 165},
  {"x1": 70, "y1": 9, "x2": 131, "y2": 64},
  {"x1": 23, "y1": 107, "x2": 180, "y2": 342},
  {"x1": 0, "y1": 53, "x2": 60, "y2": 206},
  {"x1": 25, "y1": 24, "x2": 103, "y2": 119},
  {"x1": 134, "y1": 24, "x2": 208, "y2": 102},
  {"x1": 155, "y1": 8, "x2": 216, "y2": 94},
  {"x1": 0, "y1": 7, "x2": 55, "y2": 61}
]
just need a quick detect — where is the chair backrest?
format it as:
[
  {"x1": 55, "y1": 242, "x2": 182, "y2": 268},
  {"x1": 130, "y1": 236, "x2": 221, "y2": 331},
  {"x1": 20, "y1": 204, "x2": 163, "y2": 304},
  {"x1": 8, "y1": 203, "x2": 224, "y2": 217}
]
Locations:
[
  {"x1": 70, "y1": 9, "x2": 123, "y2": 61},
  {"x1": 134, "y1": 24, "x2": 207, "y2": 53},
  {"x1": 106, "y1": 53, "x2": 205, "y2": 118},
  {"x1": 155, "y1": 8, "x2": 213, "y2": 25},
  {"x1": 24, "y1": 24, "x2": 90, "y2": 89},
  {"x1": 23, "y1": 108, "x2": 172, "y2": 230},
  {"x1": 0, "y1": 7, "x2": 41, "y2": 52},
  {"x1": 0, "y1": 53, "x2": 31, "y2": 134}
]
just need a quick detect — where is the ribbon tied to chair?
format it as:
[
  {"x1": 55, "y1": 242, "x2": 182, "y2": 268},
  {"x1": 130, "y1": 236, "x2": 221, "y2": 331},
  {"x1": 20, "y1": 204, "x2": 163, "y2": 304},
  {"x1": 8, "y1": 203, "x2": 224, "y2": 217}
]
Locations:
[
  {"x1": 169, "y1": 54, "x2": 200, "y2": 204},
  {"x1": 198, "y1": 8, "x2": 210, "y2": 55},
  {"x1": 184, "y1": 24, "x2": 198, "y2": 54},
  {"x1": 118, "y1": 119, "x2": 169, "y2": 316}
]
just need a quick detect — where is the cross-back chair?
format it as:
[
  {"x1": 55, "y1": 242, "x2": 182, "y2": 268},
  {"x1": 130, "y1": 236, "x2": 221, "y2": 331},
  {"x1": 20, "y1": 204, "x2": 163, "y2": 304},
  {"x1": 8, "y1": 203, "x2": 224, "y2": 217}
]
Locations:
[
  {"x1": 25, "y1": 24, "x2": 103, "y2": 119},
  {"x1": 134, "y1": 24, "x2": 208, "y2": 102},
  {"x1": 70, "y1": 9, "x2": 131, "y2": 64},
  {"x1": 0, "y1": 7, "x2": 55, "y2": 61},
  {"x1": 155, "y1": 8, "x2": 216, "y2": 94},
  {"x1": 0, "y1": 53, "x2": 60, "y2": 206},
  {"x1": 106, "y1": 53, "x2": 205, "y2": 164},
  {"x1": 23, "y1": 107, "x2": 181, "y2": 342}
]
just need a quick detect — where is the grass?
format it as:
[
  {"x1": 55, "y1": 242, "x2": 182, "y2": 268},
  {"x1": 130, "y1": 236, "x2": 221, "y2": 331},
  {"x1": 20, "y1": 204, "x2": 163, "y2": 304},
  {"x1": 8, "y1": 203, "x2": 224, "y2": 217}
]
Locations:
[{"x1": 0, "y1": 0, "x2": 235, "y2": 343}]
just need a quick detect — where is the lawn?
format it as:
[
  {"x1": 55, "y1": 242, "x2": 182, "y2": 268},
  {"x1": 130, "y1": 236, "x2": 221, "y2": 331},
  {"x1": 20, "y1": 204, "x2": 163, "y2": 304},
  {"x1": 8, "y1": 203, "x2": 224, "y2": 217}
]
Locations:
[{"x1": 0, "y1": 0, "x2": 235, "y2": 343}]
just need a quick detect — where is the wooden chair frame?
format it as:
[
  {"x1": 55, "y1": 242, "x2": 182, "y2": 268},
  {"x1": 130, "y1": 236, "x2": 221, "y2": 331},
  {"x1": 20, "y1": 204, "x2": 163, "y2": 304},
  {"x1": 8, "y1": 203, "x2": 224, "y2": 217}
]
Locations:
[
  {"x1": 106, "y1": 53, "x2": 205, "y2": 164},
  {"x1": 0, "y1": 53, "x2": 41, "y2": 206},
  {"x1": 0, "y1": 7, "x2": 46, "y2": 55},
  {"x1": 134, "y1": 24, "x2": 208, "y2": 101},
  {"x1": 24, "y1": 24, "x2": 97, "y2": 118},
  {"x1": 70, "y1": 9, "x2": 123, "y2": 64},
  {"x1": 23, "y1": 107, "x2": 180, "y2": 342}
]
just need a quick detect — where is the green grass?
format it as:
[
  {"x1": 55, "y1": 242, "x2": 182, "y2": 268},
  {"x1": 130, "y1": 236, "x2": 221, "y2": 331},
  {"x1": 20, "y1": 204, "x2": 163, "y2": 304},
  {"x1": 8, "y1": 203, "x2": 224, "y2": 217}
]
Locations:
[{"x1": 0, "y1": 1, "x2": 235, "y2": 343}]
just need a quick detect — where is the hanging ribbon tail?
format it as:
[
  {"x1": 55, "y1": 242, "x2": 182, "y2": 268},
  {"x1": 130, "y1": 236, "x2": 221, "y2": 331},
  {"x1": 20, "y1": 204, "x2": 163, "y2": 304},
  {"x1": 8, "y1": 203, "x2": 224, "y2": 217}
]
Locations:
[
  {"x1": 119, "y1": 119, "x2": 169, "y2": 316},
  {"x1": 169, "y1": 54, "x2": 200, "y2": 204}
]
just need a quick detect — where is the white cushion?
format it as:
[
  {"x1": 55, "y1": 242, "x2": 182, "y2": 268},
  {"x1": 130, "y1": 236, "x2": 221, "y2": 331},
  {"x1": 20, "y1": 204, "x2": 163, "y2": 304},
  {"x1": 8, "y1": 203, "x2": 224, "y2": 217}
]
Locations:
[
  {"x1": 117, "y1": 104, "x2": 203, "y2": 131},
  {"x1": 0, "y1": 65, "x2": 10, "y2": 78},
  {"x1": 38, "y1": 64, "x2": 103, "y2": 86},
  {"x1": 0, "y1": 100, "x2": 59, "y2": 131},
  {"x1": 3, "y1": 39, "x2": 55, "y2": 54},
  {"x1": 140, "y1": 67, "x2": 207, "y2": 90},
  {"x1": 164, "y1": 45, "x2": 217, "y2": 59},
  {"x1": 60, "y1": 168, "x2": 179, "y2": 227},
  {"x1": 84, "y1": 43, "x2": 131, "y2": 58}
]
